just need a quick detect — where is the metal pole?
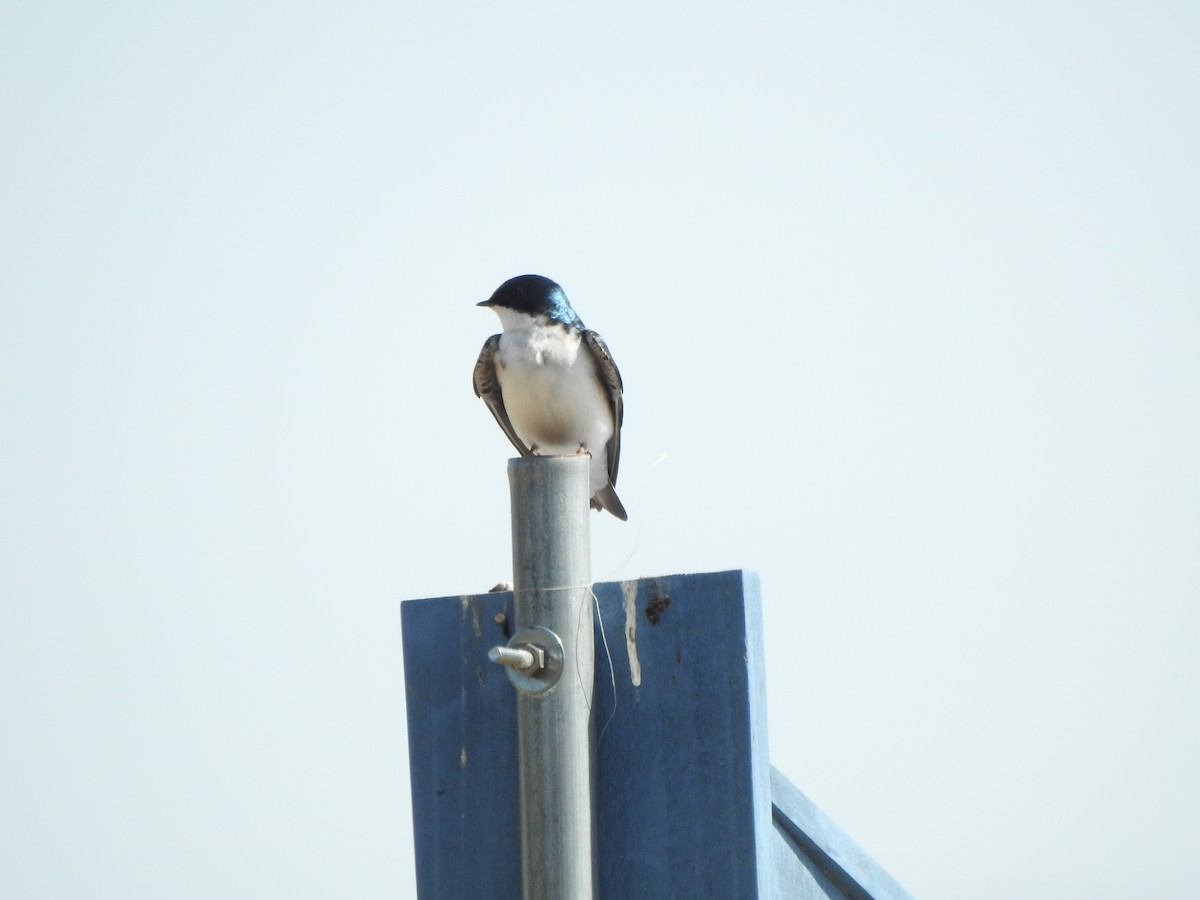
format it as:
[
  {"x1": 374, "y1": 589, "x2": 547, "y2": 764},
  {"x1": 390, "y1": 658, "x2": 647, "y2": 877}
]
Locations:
[{"x1": 499, "y1": 455, "x2": 595, "y2": 900}]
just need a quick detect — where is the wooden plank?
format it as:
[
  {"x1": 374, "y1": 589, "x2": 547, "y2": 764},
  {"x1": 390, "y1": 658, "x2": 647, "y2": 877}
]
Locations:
[
  {"x1": 771, "y1": 767, "x2": 914, "y2": 900},
  {"x1": 772, "y1": 813, "x2": 855, "y2": 900},
  {"x1": 591, "y1": 570, "x2": 775, "y2": 898},
  {"x1": 401, "y1": 592, "x2": 521, "y2": 898}
]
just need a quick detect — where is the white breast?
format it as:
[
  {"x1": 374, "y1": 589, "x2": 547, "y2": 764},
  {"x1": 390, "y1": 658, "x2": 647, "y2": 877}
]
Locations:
[{"x1": 494, "y1": 319, "x2": 615, "y2": 494}]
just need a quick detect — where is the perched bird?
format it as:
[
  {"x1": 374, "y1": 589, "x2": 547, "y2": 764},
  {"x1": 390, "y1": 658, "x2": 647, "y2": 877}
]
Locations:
[{"x1": 473, "y1": 274, "x2": 628, "y2": 521}]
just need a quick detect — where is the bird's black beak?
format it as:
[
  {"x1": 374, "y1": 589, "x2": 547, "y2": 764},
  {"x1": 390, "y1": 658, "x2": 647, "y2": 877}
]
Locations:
[{"x1": 476, "y1": 298, "x2": 494, "y2": 308}]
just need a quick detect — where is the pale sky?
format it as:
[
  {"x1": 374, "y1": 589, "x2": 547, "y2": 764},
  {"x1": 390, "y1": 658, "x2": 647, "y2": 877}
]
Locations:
[{"x1": 2, "y1": 3, "x2": 1198, "y2": 898}]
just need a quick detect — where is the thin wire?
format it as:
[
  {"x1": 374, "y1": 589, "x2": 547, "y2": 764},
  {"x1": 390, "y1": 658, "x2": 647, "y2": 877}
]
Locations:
[
  {"x1": 598, "y1": 450, "x2": 669, "y2": 583},
  {"x1": 592, "y1": 452, "x2": 668, "y2": 739},
  {"x1": 593, "y1": 586, "x2": 618, "y2": 745}
]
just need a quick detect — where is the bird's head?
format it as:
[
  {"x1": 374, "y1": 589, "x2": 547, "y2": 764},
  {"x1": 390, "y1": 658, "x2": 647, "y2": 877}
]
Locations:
[{"x1": 477, "y1": 274, "x2": 585, "y2": 330}]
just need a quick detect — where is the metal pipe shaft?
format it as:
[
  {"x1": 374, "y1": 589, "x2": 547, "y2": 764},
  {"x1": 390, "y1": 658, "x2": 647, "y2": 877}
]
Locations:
[{"x1": 507, "y1": 456, "x2": 595, "y2": 900}]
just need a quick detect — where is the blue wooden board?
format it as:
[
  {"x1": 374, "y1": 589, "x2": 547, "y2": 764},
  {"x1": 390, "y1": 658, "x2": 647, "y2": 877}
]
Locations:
[
  {"x1": 401, "y1": 569, "x2": 911, "y2": 899},
  {"x1": 402, "y1": 570, "x2": 772, "y2": 899}
]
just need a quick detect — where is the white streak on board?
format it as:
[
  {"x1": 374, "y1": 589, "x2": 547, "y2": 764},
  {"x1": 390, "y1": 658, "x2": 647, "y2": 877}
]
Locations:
[{"x1": 621, "y1": 580, "x2": 641, "y2": 686}]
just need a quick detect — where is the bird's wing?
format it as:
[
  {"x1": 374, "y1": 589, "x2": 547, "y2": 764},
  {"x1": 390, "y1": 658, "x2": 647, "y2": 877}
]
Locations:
[
  {"x1": 582, "y1": 330, "x2": 623, "y2": 486},
  {"x1": 473, "y1": 334, "x2": 532, "y2": 457}
]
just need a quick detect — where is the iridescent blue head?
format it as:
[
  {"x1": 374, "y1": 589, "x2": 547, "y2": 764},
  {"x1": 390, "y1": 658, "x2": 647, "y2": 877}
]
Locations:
[{"x1": 477, "y1": 274, "x2": 585, "y2": 330}]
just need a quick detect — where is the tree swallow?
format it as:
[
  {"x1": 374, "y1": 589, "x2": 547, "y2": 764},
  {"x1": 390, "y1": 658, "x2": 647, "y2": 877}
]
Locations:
[{"x1": 473, "y1": 274, "x2": 628, "y2": 521}]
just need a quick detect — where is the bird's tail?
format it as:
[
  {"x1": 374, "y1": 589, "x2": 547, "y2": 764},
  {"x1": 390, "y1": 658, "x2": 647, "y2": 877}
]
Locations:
[{"x1": 591, "y1": 483, "x2": 628, "y2": 521}]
